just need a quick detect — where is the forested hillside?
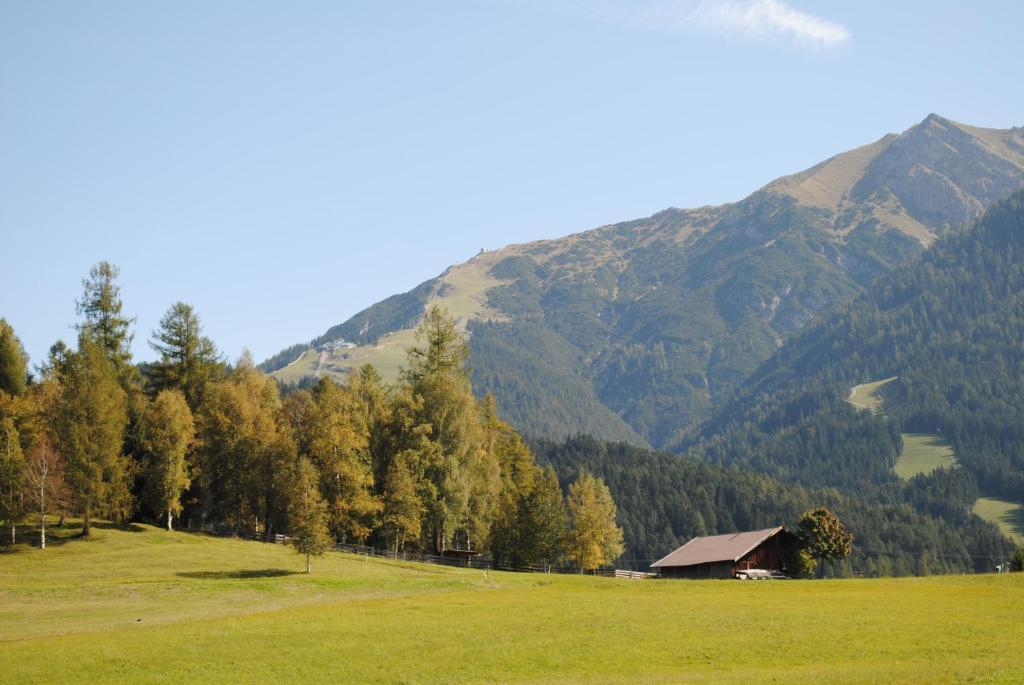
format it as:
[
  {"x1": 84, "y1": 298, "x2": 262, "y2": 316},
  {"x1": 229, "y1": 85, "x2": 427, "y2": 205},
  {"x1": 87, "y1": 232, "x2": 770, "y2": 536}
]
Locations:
[
  {"x1": 685, "y1": 191, "x2": 1024, "y2": 538},
  {"x1": 536, "y1": 436, "x2": 1013, "y2": 575},
  {"x1": 266, "y1": 115, "x2": 1024, "y2": 448}
]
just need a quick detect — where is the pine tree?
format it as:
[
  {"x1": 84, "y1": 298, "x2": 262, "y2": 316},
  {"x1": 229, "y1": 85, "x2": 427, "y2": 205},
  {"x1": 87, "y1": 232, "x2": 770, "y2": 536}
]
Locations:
[
  {"x1": 51, "y1": 340, "x2": 129, "y2": 536},
  {"x1": 565, "y1": 471, "x2": 624, "y2": 572},
  {"x1": 138, "y1": 389, "x2": 195, "y2": 531},
  {"x1": 148, "y1": 302, "x2": 224, "y2": 407},
  {"x1": 290, "y1": 458, "x2": 331, "y2": 573},
  {"x1": 0, "y1": 319, "x2": 28, "y2": 396}
]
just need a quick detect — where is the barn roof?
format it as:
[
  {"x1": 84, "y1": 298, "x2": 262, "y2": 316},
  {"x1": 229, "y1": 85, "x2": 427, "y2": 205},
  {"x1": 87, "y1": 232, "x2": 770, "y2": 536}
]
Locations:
[{"x1": 650, "y1": 526, "x2": 786, "y2": 568}]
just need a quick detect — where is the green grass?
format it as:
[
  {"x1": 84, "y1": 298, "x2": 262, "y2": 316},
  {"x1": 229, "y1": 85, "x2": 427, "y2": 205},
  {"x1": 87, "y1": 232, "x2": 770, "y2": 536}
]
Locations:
[
  {"x1": 894, "y1": 432, "x2": 958, "y2": 479},
  {"x1": 973, "y1": 497, "x2": 1024, "y2": 546},
  {"x1": 2, "y1": 524, "x2": 1024, "y2": 683},
  {"x1": 848, "y1": 378, "x2": 959, "y2": 480},
  {"x1": 847, "y1": 376, "x2": 898, "y2": 413}
]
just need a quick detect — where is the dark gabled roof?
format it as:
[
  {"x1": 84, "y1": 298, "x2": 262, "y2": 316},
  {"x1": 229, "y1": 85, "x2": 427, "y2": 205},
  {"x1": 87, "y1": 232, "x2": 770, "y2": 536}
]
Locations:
[{"x1": 650, "y1": 526, "x2": 786, "y2": 569}]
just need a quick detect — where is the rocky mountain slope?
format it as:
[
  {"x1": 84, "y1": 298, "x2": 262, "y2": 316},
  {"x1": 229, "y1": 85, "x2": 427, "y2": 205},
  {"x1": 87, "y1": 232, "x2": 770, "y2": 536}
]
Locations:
[{"x1": 264, "y1": 115, "x2": 1024, "y2": 448}]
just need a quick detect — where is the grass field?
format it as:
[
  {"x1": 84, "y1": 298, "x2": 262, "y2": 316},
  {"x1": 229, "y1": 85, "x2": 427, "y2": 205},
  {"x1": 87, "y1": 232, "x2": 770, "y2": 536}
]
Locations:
[
  {"x1": 973, "y1": 497, "x2": 1024, "y2": 546},
  {"x1": 847, "y1": 376, "x2": 898, "y2": 413},
  {"x1": 2, "y1": 525, "x2": 1024, "y2": 683},
  {"x1": 848, "y1": 377, "x2": 960, "y2": 480},
  {"x1": 894, "y1": 432, "x2": 958, "y2": 479}
]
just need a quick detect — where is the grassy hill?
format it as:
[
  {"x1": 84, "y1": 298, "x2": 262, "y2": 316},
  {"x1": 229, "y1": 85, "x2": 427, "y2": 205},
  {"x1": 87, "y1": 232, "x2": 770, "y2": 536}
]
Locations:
[
  {"x1": 264, "y1": 115, "x2": 1024, "y2": 448},
  {"x1": 3, "y1": 524, "x2": 1024, "y2": 683}
]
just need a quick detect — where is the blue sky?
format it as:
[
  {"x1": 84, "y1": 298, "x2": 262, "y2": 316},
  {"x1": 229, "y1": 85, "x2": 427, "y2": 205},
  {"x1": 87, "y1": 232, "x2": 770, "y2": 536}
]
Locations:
[{"x1": 2, "y1": 1, "x2": 1022, "y2": 367}]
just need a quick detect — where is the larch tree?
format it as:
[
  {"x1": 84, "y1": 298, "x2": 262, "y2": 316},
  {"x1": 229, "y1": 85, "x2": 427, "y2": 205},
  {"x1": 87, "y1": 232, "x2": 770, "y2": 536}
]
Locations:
[
  {"x1": 75, "y1": 262, "x2": 136, "y2": 385},
  {"x1": 138, "y1": 389, "x2": 195, "y2": 531},
  {"x1": 401, "y1": 306, "x2": 488, "y2": 553},
  {"x1": 195, "y1": 361, "x2": 293, "y2": 537},
  {"x1": 290, "y1": 457, "x2": 332, "y2": 573},
  {"x1": 0, "y1": 319, "x2": 28, "y2": 396},
  {"x1": 565, "y1": 471, "x2": 624, "y2": 573},
  {"x1": 51, "y1": 340, "x2": 129, "y2": 536},
  {"x1": 0, "y1": 417, "x2": 25, "y2": 545},
  {"x1": 304, "y1": 378, "x2": 380, "y2": 543},
  {"x1": 148, "y1": 302, "x2": 224, "y2": 408},
  {"x1": 381, "y1": 453, "x2": 423, "y2": 553},
  {"x1": 23, "y1": 437, "x2": 68, "y2": 549}
]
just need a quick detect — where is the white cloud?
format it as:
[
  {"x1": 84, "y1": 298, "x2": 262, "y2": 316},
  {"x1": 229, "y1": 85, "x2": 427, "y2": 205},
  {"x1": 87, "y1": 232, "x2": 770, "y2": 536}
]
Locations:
[{"x1": 640, "y1": 0, "x2": 851, "y2": 50}]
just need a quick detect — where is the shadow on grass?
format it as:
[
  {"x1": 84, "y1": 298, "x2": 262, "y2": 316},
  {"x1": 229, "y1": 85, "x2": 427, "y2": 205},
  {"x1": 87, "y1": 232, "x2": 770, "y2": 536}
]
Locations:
[{"x1": 177, "y1": 569, "x2": 299, "y2": 580}]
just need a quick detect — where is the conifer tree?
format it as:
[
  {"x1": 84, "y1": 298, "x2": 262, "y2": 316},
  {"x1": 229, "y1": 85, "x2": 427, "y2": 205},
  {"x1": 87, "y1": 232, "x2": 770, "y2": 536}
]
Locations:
[
  {"x1": 0, "y1": 319, "x2": 28, "y2": 396},
  {"x1": 521, "y1": 466, "x2": 567, "y2": 570},
  {"x1": 75, "y1": 262, "x2": 136, "y2": 384},
  {"x1": 381, "y1": 453, "x2": 423, "y2": 553},
  {"x1": 565, "y1": 471, "x2": 624, "y2": 572},
  {"x1": 290, "y1": 457, "x2": 331, "y2": 573},
  {"x1": 138, "y1": 389, "x2": 195, "y2": 531},
  {"x1": 148, "y1": 302, "x2": 224, "y2": 407},
  {"x1": 401, "y1": 307, "x2": 487, "y2": 553},
  {"x1": 51, "y1": 340, "x2": 129, "y2": 536}
]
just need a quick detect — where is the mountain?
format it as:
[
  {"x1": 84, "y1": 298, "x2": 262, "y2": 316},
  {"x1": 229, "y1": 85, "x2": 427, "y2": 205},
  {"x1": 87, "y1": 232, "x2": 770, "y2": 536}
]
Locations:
[
  {"x1": 264, "y1": 115, "x2": 1024, "y2": 448},
  {"x1": 685, "y1": 190, "x2": 1024, "y2": 542}
]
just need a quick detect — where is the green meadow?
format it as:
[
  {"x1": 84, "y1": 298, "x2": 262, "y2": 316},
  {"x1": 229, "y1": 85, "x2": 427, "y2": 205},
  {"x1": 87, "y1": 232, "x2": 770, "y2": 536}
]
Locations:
[{"x1": 2, "y1": 524, "x2": 1023, "y2": 684}]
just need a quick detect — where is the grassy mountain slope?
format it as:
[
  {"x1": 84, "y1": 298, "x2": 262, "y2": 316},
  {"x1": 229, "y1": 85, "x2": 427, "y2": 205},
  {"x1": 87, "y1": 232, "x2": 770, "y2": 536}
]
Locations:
[
  {"x1": 686, "y1": 191, "x2": 1024, "y2": 546},
  {"x1": 266, "y1": 115, "x2": 1024, "y2": 447}
]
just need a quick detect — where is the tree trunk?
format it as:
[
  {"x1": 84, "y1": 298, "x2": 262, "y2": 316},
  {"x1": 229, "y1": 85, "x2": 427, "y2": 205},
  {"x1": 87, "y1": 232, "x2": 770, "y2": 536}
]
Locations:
[
  {"x1": 82, "y1": 505, "x2": 91, "y2": 536},
  {"x1": 167, "y1": 509, "x2": 173, "y2": 532},
  {"x1": 306, "y1": 554, "x2": 311, "y2": 574},
  {"x1": 39, "y1": 483, "x2": 46, "y2": 550},
  {"x1": 9, "y1": 524, "x2": 14, "y2": 545}
]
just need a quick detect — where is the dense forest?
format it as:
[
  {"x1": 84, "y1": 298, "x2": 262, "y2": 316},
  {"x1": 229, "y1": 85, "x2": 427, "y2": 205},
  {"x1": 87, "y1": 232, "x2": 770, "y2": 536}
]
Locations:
[
  {"x1": 0, "y1": 271, "x2": 624, "y2": 572},
  {"x1": 688, "y1": 190, "x2": 1024, "y2": 503},
  {"x1": 535, "y1": 436, "x2": 1013, "y2": 575}
]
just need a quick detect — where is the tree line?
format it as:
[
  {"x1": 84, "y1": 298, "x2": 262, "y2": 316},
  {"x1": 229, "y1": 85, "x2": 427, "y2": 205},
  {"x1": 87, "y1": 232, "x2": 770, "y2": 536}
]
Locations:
[{"x1": 0, "y1": 263, "x2": 623, "y2": 573}]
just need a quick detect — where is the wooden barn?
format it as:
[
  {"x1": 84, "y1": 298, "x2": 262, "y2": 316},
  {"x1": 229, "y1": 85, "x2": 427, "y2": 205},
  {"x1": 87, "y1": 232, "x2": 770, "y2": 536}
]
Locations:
[{"x1": 650, "y1": 526, "x2": 800, "y2": 579}]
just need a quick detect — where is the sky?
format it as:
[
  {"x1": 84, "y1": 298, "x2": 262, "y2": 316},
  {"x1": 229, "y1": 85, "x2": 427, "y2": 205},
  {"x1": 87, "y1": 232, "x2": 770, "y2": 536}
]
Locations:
[{"x1": 2, "y1": 1, "x2": 1022, "y2": 368}]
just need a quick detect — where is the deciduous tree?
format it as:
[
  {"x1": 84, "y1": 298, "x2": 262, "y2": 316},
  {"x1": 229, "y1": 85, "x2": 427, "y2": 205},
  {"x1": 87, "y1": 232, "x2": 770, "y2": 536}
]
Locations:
[
  {"x1": 23, "y1": 437, "x2": 68, "y2": 549},
  {"x1": 138, "y1": 389, "x2": 195, "y2": 531},
  {"x1": 290, "y1": 457, "x2": 331, "y2": 573},
  {"x1": 797, "y1": 507, "x2": 854, "y2": 575},
  {"x1": 565, "y1": 471, "x2": 623, "y2": 572}
]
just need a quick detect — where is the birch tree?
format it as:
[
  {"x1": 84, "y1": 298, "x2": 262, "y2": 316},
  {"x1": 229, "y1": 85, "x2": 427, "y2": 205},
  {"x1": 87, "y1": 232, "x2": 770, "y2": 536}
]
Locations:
[{"x1": 139, "y1": 389, "x2": 195, "y2": 531}]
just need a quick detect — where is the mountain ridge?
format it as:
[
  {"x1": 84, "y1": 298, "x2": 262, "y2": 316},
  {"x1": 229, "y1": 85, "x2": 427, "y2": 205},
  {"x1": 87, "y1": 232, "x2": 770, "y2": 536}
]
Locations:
[{"x1": 265, "y1": 114, "x2": 1024, "y2": 448}]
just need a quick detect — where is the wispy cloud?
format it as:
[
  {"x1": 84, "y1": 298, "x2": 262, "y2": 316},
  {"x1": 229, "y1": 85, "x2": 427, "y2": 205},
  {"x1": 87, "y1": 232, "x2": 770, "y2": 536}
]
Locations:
[{"x1": 639, "y1": 0, "x2": 851, "y2": 50}]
